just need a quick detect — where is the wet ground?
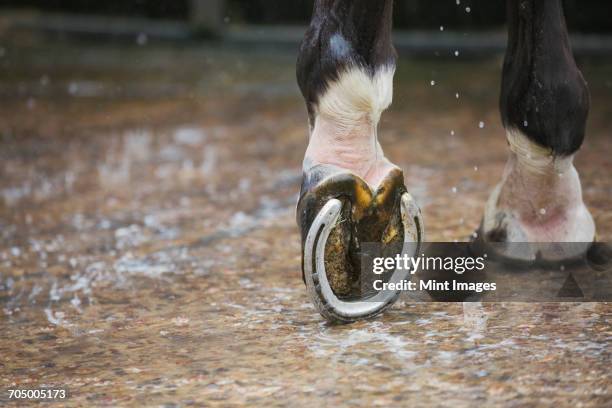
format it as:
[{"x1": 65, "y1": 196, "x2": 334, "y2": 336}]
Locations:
[{"x1": 0, "y1": 37, "x2": 611, "y2": 406}]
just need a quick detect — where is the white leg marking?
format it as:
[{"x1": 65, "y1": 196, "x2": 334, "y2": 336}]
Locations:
[
  {"x1": 483, "y1": 129, "x2": 595, "y2": 259},
  {"x1": 304, "y1": 66, "x2": 397, "y2": 188}
]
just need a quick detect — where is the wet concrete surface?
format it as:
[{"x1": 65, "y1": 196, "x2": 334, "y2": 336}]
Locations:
[{"x1": 0, "y1": 38, "x2": 611, "y2": 406}]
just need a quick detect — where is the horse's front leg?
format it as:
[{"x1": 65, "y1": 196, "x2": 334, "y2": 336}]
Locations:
[
  {"x1": 479, "y1": 0, "x2": 595, "y2": 262},
  {"x1": 296, "y1": 0, "x2": 423, "y2": 323}
]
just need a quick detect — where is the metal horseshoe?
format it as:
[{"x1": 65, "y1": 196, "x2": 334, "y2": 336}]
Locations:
[{"x1": 303, "y1": 192, "x2": 424, "y2": 323}]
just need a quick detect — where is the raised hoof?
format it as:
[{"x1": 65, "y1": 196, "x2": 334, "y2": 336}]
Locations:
[{"x1": 297, "y1": 164, "x2": 424, "y2": 324}]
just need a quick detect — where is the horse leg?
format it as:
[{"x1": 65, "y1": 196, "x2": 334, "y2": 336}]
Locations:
[{"x1": 480, "y1": 0, "x2": 595, "y2": 261}]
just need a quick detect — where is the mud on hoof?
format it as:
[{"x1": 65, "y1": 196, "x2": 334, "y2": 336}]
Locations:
[{"x1": 297, "y1": 164, "x2": 423, "y2": 323}]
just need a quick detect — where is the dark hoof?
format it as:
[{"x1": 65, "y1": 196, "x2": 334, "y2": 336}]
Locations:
[
  {"x1": 586, "y1": 242, "x2": 612, "y2": 272},
  {"x1": 297, "y1": 164, "x2": 424, "y2": 323},
  {"x1": 470, "y1": 222, "x2": 593, "y2": 268}
]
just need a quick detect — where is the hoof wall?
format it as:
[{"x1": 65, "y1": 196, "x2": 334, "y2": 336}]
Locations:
[{"x1": 297, "y1": 165, "x2": 423, "y2": 323}]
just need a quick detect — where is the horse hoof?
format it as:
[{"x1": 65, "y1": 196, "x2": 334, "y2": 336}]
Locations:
[
  {"x1": 476, "y1": 130, "x2": 595, "y2": 264},
  {"x1": 297, "y1": 164, "x2": 424, "y2": 323}
]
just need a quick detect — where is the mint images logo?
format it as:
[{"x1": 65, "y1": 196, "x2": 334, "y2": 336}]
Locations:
[{"x1": 371, "y1": 277, "x2": 497, "y2": 293}]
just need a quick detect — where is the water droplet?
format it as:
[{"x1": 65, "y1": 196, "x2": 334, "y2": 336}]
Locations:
[
  {"x1": 68, "y1": 82, "x2": 79, "y2": 95},
  {"x1": 523, "y1": 120, "x2": 529, "y2": 127},
  {"x1": 539, "y1": 208, "x2": 547, "y2": 215},
  {"x1": 474, "y1": 165, "x2": 478, "y2": 171},
  {"x1": 465, "y1": 6, "x2": 471, "y2": 13},
  {"x1": 430, "y1": 80, "x2": 436, "y2": 86},
  {"x1": 456, "y1": 0, "x2": 461, "y2": 5},
  {"x1": 472, "y1": 232, "x2": 479, "y2": 238},
  {"x1": 455, "y1": 92, "x2": 460, "y2": 99},
  {"x1": 440, "y1": 26, "x2": 444, "y2": 31},
  {"x1": 478, "y1": 121, "x2": 485, "y2": 128},
  {"x1": 454, "y1": 50, "x2": 460, "y2": 56},
  {"x1": 450, "y1": 130, "x2": 455, "y2": 136},
  {"x1": 136, "y1": 33, "x2": 148, "y2": 46},
  {"x1": 451, "y1": 186, "x2": 458, "y2": 194}
]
